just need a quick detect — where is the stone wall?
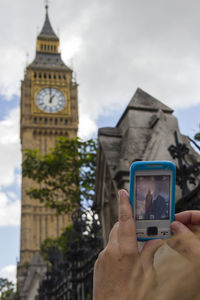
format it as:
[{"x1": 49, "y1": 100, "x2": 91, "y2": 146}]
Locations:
[{"x1": 95, "y1": 88, "x2": 200, "y2": 245}]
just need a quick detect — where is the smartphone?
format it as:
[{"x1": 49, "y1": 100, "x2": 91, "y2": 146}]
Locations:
[{"x1": 130, "y1": 161, "x2": 176, "y2": 241}]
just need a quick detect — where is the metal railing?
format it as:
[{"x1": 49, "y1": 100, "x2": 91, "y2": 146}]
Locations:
[{"x1": 36, "y1": 208, "x2": 102, "y2": 300}]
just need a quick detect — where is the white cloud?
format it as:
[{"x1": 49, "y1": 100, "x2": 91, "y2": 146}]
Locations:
[
  {"x1": 62, "y1": 36, "x2": 83, "y2": 62},
  {"x1": 0, "y1": 192, "x2": 20, "y2": 226},
  {"x1": 6, "y1": 192, "x2": 16, "y2": 200},
  {"x1": 0, "y1": 265, "x2": 16, "y2": 285},
  {"x1": 0, "y1": 107, "x2": 21, "y2": 187},
  {"x1": 78, "y1": 114, "x2": 98, "y2": 139},
  {"x1": 0, "y1": 0, "x2": 200, "y2": 136},
  {"x1": 0, "y1": 1, "x2": 200, "y2": 192},
  {"x1": 0, "y1": 48, "x2": 25, "y2": 99},
  {"x1": 15, "y1": 173, "x2": 22, "y2": 187},
  {"x1": 0, "y1": 106, "x2": 21, "y2": 227}
]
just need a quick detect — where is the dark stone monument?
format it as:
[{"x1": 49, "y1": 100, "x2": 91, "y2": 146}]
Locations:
[{"x1": 95, "y1": 88, "x2": 200, "y2": 245}]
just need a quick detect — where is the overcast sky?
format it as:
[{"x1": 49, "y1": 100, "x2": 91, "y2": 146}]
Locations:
[{"x1": 0, "y1": 0, "x2": 200, "y2": 284}]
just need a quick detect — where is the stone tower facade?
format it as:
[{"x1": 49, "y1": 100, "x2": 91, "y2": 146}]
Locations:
[
  {"x1": 18, "y1": 5, "x2": 78, "y2": 282},
  {"x1": 95, "y1": 88, "x2": 200, "y2": 245}
]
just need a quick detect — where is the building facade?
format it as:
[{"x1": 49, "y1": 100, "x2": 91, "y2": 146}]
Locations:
[
  {"x1": 17, "y1": 4, "x2": 78, "y2": 292},
  {"x1": 95, "y1": 88, "x2": 200, "y2": 245}
]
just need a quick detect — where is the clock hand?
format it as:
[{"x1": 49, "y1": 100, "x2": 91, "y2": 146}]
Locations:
[
  {"x1": 49, "y1": 88, "x2": 52, "y2": 102},
  {"x1": 49, "y1": 95, "x2": 55, "y2": 104}
]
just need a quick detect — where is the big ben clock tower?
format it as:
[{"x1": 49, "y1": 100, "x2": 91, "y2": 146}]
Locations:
[{"x1": 18, "y1": 4, "x2": 78, "y2": 283}]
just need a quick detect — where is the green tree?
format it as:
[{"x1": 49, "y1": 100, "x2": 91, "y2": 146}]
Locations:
[
  {"x1": 194, "y1": 124, "x2": 200, "y2": 141},
  {"x1": 0, "y1": 278, "x2": 14, "y2": 300},
  {"x1": 195, "y1": 132, "x2": 200, "y2": 141},
  {"x1": 22, "y1": 137, "x2": 97, "y2": 214},
  {"x1": 40, "y1": 224, "x2": 75, "y2": 261}
]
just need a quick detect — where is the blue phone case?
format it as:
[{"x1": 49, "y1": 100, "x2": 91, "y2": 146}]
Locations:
[{"x1": 130, "y1": 161, "x2": 176, "y2": 241}]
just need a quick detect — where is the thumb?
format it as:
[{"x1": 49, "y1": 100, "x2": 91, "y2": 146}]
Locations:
[
  {"x1": 141, "y1": 239, "x2": 163, "y2": 272},
  {"x1": 171, "y1": 221, "x2": 192, "y2": 234},
  {"x1": 169, "y1": 221, "x2": 200, "y2": 264}
]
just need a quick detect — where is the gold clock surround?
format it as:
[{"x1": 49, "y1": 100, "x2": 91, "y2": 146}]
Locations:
[
  {"x1": 32, "y1": 84, "x2": 71, "y2": 116},
  {"x1": 31, "y1": 70, "x2": 71, "y2": 116}
]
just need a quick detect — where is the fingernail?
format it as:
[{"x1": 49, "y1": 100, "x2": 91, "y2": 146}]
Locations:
[
  {"x1": 118, "y1": 190, "x2": 131, "y2": 222},
  {"x1": 118, "y1": 189, "x2": 129, "y2": 201}
]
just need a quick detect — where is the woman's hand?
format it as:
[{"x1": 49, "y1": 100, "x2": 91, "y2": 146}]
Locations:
[
  {"x1": 93, "y1": 189, "x2": 161, "y2": 300},
  {"x1": 170, "y1": 211, "x2": 200, "y2": 264}
]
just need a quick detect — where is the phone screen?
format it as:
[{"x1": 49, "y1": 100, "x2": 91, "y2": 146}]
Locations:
[{"x1": 135, "y1": 175, "x2": 170, "y2": 221}]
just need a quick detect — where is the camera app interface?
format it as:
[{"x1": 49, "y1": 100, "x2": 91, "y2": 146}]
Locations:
[{"x1": 135, "y1": 175, "x2": 170, "y2": 220}]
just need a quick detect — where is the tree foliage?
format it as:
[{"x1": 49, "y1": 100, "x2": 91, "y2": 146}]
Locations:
[
  {"x1": 195, "y1": 132, "x2": 200, "y2": 141},
  {"x1": 22, "y1": 137, "x2": 97, "y2": 214},
  {"x1": 194, "y1": 124, "x2": 200, "y2": 141},
  {"x1": 0, "y1": 278, "x2": 14, "y2": 300},
  {"x1": 40, "y1": 224, "x2": 75, "y2": 261}
]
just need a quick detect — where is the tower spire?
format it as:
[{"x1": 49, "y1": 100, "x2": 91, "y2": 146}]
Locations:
[
  {"x1": 29, "y1": 1, "x2": 71, "y2": 71},
  {"x1": 45, "y1": 0, "x2": 49, "y2": 13},
  {"x1": 38, "y1": 1, "x2": 59, "y2": 42}
]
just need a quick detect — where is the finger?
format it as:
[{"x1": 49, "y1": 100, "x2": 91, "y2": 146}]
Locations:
[
  {"x1": 99, "y1": 223, "x2": 119, "y2": 262},
  {"x1": 187, "y1": 224, "x2": 200, "y2": 236},
  {"x1": 142, "y1": 239, "x2": 162, "y2": 252},
  {"x1": 171, "y1": 220, "x2": 192, "y2": 234},
  {"x1": 175, "y1": 210, "x2": 200, "y2": 225},
  {"x1": 140, "y1": 239, "x2": 163, "y2": 271},
  {"x1": 108, "y1": 222, "x2": 119, "y2": 241},
  {"x1": 118, "y1": 189, "x2": 138, "y2": 255},
  {"x1": 118, "y1": 189, "x2": 133, "y2": 222},
  {"x1": 106, "y1": 222, "x2": 119, "y2": 248},
  {"x1": 169, "y1": 221, "x2": 200, "y2": 264},
  {"x1": 138, "y1": 239, "x2": 163, "y2": 300}
]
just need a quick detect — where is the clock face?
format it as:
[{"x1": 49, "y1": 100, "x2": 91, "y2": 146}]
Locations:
[{"x1": 36, "y1": 88, "x2": 66, "y2": 113}]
